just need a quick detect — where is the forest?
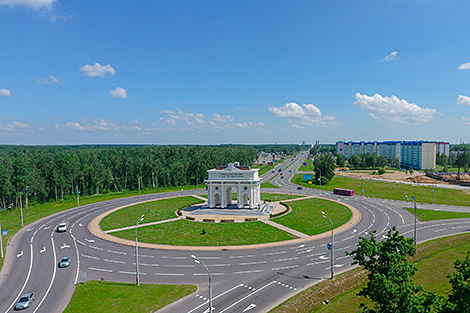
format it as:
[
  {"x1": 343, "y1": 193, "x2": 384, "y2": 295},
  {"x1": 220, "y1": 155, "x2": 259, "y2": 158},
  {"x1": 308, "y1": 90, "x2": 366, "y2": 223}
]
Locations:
[{"x1": 0, "y1": 145, "x2": 260, "y2": 208}]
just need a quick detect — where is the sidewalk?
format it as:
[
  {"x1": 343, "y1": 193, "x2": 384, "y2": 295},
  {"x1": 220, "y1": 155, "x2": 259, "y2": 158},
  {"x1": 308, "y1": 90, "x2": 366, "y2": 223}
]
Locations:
[{"x1": 261, "y1": 220, "x2": 309, "y2": 238}]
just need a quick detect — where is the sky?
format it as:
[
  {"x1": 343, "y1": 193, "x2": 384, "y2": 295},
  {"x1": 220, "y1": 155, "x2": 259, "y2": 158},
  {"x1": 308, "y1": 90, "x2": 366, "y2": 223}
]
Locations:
[{"x1": 1, "y1": 0, "x2": 470, "y2": 145}]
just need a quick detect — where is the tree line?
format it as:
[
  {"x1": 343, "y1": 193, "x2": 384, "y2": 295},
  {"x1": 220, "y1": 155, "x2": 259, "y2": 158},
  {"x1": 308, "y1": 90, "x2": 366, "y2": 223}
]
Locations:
[{"x1": 0, "y1": 145, "x2": 258, "y2": 208}]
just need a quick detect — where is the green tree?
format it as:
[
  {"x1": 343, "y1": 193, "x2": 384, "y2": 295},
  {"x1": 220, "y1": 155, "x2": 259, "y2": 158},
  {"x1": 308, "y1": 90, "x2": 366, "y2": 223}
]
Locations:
[
  {"x1": 314, "y1": 153, "x2": 335, "y2": 184},
  {"x1": 376, "y1": 155, "x2": 388, "y2": 169},
  {"x1": 347, "y1": 227, "x2": 442, "y2": 313},
  {"x1": 442, "y1": 252, "x2": 470, "y2": 313},
  {"x1": 336, "y1": 154, "x2": 346, "y2": 167},
  {"x1": 455, "y1": 152, "x2": 470, "y2": 178},
  {"x1": 349, "y1": 154, "x2": 362, "y2": 168}
]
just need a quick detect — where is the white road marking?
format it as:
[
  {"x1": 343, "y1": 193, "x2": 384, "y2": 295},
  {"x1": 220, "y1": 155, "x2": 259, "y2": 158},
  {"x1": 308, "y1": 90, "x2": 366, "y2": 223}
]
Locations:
[
  {"x1": 61, "y1": 243, "x2": 70, "y2": 249},
  {"x1": 434, "y1": 228, "x2": 447, "y2": 232},
  {"x1": 76, "y1": 240, "x2": 86, "y2": 246},
  {"x1": 198, "y1": 256, "x2": 221, "y2": 260},
  {"x1": 89, "y1": 267, "x2": 113, "y2": 272},
  {"x1": 154, "y1": 273, "x2": 184, "y2": 276},
  {"x1": 229, "y1": 254, "x2": 255, "y2": 259},
  {"x1": 271, "y1": 265, "x2": 299, "y2": 271},
  {"x1": 133, "y1": 262, "x2": 159, "y2": 267},
  {"x1": 218, "y1": 281, "x2": 276, "y2": 313},
  {"x1": 108, "y1": 249, "x2": 127, "y2": 255},
  {"x1": 104, "y1": 259, "x2": 126, "y2": 264},
  {"x1": 207, "y1": 264, "x2": 230, "y2": 267},
  {"x1": 17, "y1": 251, "x2": 24, "y2": 258},
  {"x1": 119, "y1": 271, "x2": 147, "y2": 275},
  {"x1": 89, "y1": 245, "x2": 103, "y2": 251},
  {"x1": 263, "y1": 251, "x2": 287, "y2": 256},
  {"x1": 187, "y1": 284, "x2": 245, "y2": 313},
  {"x1": 82, "y1": 254, "x2": 99, "y2": 260},
  {"x1": 240, "y1": 261, "x2": 266, "y2": 266},
  {"x1": 233, "y1": 269, "x2": 263, "y2": 274},
  {"x1": 273, "y1": 257, "x2": 298, "y2": 262},
  {"x1": 44, "y1": 226, "x2": 52, "y2": 230},
  {"x1": 85, "y1": 238, "x2": 95, "y2": 243},
  {"x1": 243, "y1": 303, "x2": 257, "y2": 312},
  {"x1": 165, "y1": 264, "x2": 193, "y2": 267},
  {"x1": 33, "y1": 235, "x2": 57, "y2": 313},
  {"x1": 161, "y1": 255, "x2": 185, "y2": 259},
  {"x1": 40, "y1": 247, "x2": 46, "y2": 253},
  {"x1": 194, "y1": 272, "x2": 225, "y2": 276}
]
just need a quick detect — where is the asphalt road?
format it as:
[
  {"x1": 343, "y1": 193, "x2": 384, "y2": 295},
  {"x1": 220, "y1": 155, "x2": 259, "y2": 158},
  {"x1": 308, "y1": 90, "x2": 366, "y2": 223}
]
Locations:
[{"x1": 1, "y1": 152, "x2": 470, "y2": 313}]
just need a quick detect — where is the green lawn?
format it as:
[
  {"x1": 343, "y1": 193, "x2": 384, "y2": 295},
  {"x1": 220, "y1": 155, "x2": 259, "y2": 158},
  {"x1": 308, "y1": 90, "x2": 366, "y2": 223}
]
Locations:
[
  {"x1": 261, "y1": 180, "x2": 281, "y2": 188},
  {"x1": 402, "y1": 207, "x2": 470, "y2": 221},
  {"x1": 100, "y1": 196, "x2": 204, "y2": 231},
  {"x1": 112, "y1": 219, "x2": 297, "y2": 246},
  {"x1": 269, "y1": 233, "x2": 470, "y2": 313},
  {"x1": 273, "y1": 198, "x2": 352, "y2": 236},
  {"x1": 292, "y1": 174, "x2": 470, "y2": 206},
  {"x1": 63, "y1": 281, "x2": 196, "y2": 313},
  {"x1": 297, "y1": 162, "x2": 314, "y2": 172},
  {"x1": 260, "y1": 193, "x2": 304, "y2": 202}
]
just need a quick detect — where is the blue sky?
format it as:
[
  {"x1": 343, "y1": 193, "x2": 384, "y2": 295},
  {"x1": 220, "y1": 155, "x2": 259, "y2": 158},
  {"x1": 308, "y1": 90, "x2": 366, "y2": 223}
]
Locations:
[{"x1": 1, "y1": 0, "x2": 470, "y2": 145}]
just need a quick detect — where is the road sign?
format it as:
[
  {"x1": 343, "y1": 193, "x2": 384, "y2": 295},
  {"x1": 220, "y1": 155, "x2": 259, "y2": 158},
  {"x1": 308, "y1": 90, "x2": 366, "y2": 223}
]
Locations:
[
  {"x1": 303, "y1": 174, "x2": 313, "y2": 180},
  {"x1": 327, "y1": 243, "x2": 332, "y2": 250},
  {"x1": 1, "y1": 230, "x2": 7, "y2": 236}
]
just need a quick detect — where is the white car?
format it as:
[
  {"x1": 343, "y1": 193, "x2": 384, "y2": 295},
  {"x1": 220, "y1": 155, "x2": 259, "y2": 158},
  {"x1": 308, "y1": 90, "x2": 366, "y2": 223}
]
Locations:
[{"x1": 57, "y1": 223, "x2": 67, "y2": 232}]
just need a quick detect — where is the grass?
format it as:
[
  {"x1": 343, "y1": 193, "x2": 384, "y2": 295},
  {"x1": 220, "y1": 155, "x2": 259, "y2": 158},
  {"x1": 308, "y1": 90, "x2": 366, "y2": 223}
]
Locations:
[
  {"x1": 269, "y1": 233, "x2": 470, "y2": 313},
  {"x1": 298, "y1": 162, "x2": 314, "y2": 172},
  {"x1": 99, "y1": 196, "x2": 204, "y2": 231},
  {"x1": 402, "y1": 207, "x2": 470, "y2": 221},
  {"x1": 63, "y1": 280, "x2": 196, "y2": 313},
  {"x1": 260, "y1": 193, "x2": 305, "y2": 202},
  {"x1": 292, "y1": 174, "x2": 470, "y2": 206},
  {"x1": 0, "y1": 185, "x2": 204, "y2": 272},
  {"x1": 261, "y1": 180, "x2": 281, "y2": 188},
  {"x1": 112, "y1": 219, "x2": 298, "y2": 246},
  {"x1": 273, "y1": 198, "x2": 352, "y2": 236}
]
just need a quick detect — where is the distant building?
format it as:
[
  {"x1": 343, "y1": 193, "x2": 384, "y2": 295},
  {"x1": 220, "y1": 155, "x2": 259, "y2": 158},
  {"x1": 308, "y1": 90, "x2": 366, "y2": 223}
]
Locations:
[
  {"x1": 301, "y1": 140, "x2": 307, "y2": 146},
  {"x1": 336, "y1": 140, "x2": 446, "y2": 170}
]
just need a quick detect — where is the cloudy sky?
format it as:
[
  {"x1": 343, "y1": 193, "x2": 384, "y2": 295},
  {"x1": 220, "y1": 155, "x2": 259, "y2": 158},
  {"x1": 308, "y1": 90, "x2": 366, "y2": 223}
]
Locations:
[{"x1": 1, "y1": 0, "x2": 470, "y2": 145}]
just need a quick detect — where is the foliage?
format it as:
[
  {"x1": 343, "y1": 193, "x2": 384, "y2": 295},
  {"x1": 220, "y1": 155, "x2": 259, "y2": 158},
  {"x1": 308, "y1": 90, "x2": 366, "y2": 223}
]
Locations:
[
  {"x1": 314, "y1": 152, "x2": 335, "y2": 184},
  {"x1": 336, "y1": 154, "x2": 346, "y2": 167},
  {"x1": 347, "y1": 227, "x2": 443, "y2": 313},
  {"x1": 0, "y1": 145, "x2": 257, "y2": 208},
  {"x1": 442, "y1": 252, "x2": 470, "y2": 313},
  {"x1": 377, "y1": 168, "x2": 386, "y2": 175}
]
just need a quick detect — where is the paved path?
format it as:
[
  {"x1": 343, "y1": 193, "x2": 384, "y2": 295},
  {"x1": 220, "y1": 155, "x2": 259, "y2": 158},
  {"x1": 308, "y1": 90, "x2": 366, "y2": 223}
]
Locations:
[
  {"x1": 105, "y1": 217, "x2": 181, "y2": 233},
  {"x1": 261, "y1": 219, "x2": 309, "y2": 238}
]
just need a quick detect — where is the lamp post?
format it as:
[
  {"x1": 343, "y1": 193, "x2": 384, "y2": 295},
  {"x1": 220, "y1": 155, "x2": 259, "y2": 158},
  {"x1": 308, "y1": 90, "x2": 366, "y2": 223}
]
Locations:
[
  {"x1": 318, "y1": 167, "x2": 322, "y2": 191},
  {"x1": 191, "y1": 254, "x2": 212, "y2": 312},
  {"x1": 0, "y1": 216, "x2": 3, "y2": 258},
  {"x1": 20, "y1": 186, "x2": 28, "y2": 227},
  {"x1": 135, "y1": 214, "x2": 145, "y2": 286},
  {"x1": 322, "y1": 211, "x2": 334, "y2": 279},
  {"x1": 413, "y1": 182, "x2": 417, "y2": 244}
]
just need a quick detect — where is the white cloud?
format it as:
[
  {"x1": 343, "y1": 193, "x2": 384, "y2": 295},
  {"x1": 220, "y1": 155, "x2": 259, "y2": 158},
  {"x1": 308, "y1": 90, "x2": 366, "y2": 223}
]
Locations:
[
  {"x1": 0, "y1": 121, "x2": 32, "y2": 132},
  {"x1": 268, "y1": 102, "x2": 337, "y2": 129},
  {"x1": 457, "y1": 95, "x2": 470, "y2": 106},
  {"x1": 377, "y1": 51, "x2": 398, "y2": 62},
  {"x1": 0, "y1": 88, "x2": 11, "y2": 96},
  {"x1": 355, "y1": 93, "x2": 437, "y2": 124},
  {"x1": 37, "y1": 75, "x2": 60, "y2": 84},
  {"x1": 0, "y1": 0, "x2": 56, "y2": 9},
  {"x1": 157, "y1": 109, "x2": 264, "y2": 132},
  {"x1": 80, "y1": 63, "x2": 116, "y2": 77},
  {"x1": 458, "y1": 63, "x2": 470, "y2": 70},
  {"x1": 109, "y1": 87, "x2": 128, "y2": 98},
  {"x1": 58, "y1": 119, "x2": 122, "y2": 132}
]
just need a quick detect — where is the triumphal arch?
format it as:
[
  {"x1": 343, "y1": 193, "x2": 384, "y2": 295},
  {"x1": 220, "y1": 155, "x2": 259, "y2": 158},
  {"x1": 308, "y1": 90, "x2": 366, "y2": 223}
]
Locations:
[{"x1": 205, "y1": 162, "x2": 261, "y2": 209}]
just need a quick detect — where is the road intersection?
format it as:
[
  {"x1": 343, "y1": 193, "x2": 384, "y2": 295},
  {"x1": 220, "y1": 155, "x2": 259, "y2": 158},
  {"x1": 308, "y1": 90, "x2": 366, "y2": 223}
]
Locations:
[{"x1": 1, "y1": 153, "x2": 469, "y2": 313}]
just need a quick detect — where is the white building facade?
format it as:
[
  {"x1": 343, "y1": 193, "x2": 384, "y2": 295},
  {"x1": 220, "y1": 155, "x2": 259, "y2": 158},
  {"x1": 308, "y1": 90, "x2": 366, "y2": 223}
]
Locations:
[{"x1": 205, "y1": 162, "x2": 261, "y2": 209}]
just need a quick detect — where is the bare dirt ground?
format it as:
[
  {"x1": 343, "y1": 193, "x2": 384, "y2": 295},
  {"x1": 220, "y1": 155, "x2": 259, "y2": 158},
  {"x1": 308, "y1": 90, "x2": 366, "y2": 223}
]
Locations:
[{"x1": 335, "y1": 169, "x2": 442, "y2": 184}]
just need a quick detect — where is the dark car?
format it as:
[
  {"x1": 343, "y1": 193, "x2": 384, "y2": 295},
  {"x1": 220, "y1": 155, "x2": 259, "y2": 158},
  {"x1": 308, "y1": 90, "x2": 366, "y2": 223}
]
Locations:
[
  {"x1": 296, "y1": 186, "x2": 303, "y2": 190},
  {"x1": 58, "y1": 256, "x2": 71, "y2": 268},
  {"x1": 15, "y1": 292, "x2": 35, "y2": 310}
]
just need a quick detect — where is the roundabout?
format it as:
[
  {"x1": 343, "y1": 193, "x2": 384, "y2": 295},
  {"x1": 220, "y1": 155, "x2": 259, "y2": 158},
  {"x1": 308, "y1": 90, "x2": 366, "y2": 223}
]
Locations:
[{"x1": 88, "y1": 194, "x2": 361, "y2": 250}]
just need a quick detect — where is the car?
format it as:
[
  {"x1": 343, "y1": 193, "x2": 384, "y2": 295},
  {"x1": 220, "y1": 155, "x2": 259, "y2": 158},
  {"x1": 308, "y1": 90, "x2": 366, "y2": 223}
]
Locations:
[
  {"x1": 56, "y1": 223, "x2": 67, "y2": 232},
  {"x1": 58, "y1": 256, "x2": 71, "y2": 268},
  {"x1": 15, "y1": 292, "x2": 35, "y2": 310},
  {"x1": 271, "y1": 170, "x2": 275, "y2": 173},
  {"x1": 296, "y1": 186, "x2": 303, "y2": 190}
]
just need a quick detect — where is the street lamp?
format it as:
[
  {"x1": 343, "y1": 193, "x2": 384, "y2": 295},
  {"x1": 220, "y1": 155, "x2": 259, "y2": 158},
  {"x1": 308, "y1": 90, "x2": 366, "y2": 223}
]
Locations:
[
  {"x1": 20, "y1": 186, "x2": 28, "y2": 227},
  {"x1": 317, "y1": 167, "x2": 322, "y2": 191},
  {"x1": 191, "y1": 254, "x2": 212, "y2": 312},
  {"x1": 413, "y1": 182, "x2": 418, "y2": 244},
  {"x1": 135, "y1": 214, "x2": 145, "y2": 286},
  {"x1": 322, "y1": 211, "x2": 334, "y2": 279}
]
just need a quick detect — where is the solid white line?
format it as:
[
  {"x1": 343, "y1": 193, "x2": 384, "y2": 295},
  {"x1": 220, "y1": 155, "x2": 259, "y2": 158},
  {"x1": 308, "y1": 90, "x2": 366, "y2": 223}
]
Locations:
[
  {"x1": 73, "y1": 237, "x2": 80, "y2": 285},
  {"x1": 240, "y1": 261, "x2": 266, "y2": 266},
  {"x1": 6, "y1": 242, "x2": 34, "y2": 312},
  {"x1": 233, "y1": 269, "x2": 263, "y2": 274},
  {"x1": 187, "y1": 284, "x2": 244, "y2": 313},
  {"x1": 218, "y1": 281, "x2": 276, "y2": 313},
  {"x1": 33, "y1": 234, "x2": 57, "y2": 313},
  {"x1": 271, "y1": 265, "x2": 299, "y2": 271},
  {"x1": 119, "y1": 271, "x2": 147, "y2": 275},
  {"x1": 76, "y1": 240, "x2": 86, "y2": 246},
  {"x1": 88, "y1": 267, "x2": 113, "y2": 272}
]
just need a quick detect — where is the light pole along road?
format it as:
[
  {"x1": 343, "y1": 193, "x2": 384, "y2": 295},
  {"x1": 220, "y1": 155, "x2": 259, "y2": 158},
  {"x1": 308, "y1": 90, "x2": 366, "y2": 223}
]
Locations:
[{"x1": 0, "y1": 152, "x2": 470, "y2": 313}]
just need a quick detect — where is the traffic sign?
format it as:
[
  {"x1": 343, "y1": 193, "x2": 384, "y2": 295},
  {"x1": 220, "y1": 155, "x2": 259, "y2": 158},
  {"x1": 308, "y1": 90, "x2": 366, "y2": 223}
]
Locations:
[
  {"x1": 1, "y1": 230, "x2": 7, "y2": 236},
  {"x1": 327, "y1": 243, "x2": 332, "y2": 250}
]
